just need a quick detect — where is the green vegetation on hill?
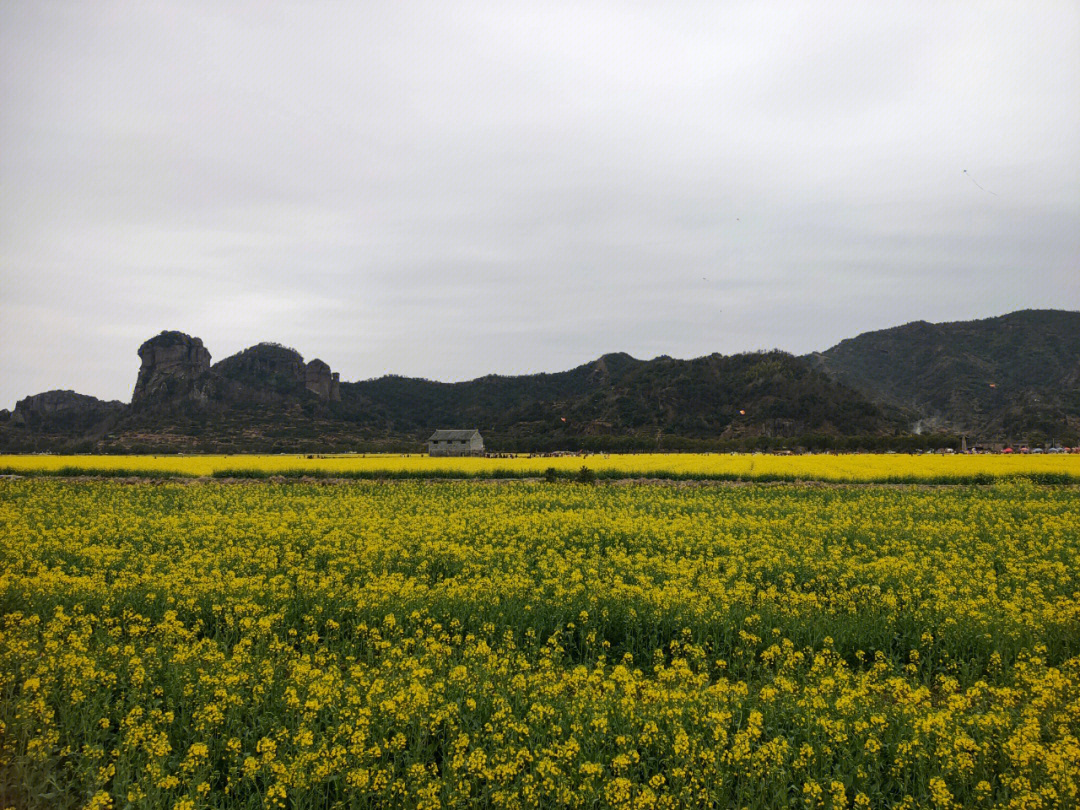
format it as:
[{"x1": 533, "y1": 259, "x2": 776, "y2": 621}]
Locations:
[
  {"x1": 337, "y1": 350, "x2": 899, "y2": 452},
  {"x1": 212, "y1": 342, "x2": 308, "y2": 395},
  {"x1": 2, "y1": 310, "x2": 1076, "y2": 452},
  {"x1": 809, "y1": 310, "x2": 1080, "y2": 445}
]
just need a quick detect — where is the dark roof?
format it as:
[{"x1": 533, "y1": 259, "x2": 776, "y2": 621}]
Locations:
[{"x1": 428, "y1": 429, "x2": 481, "y2": 441}]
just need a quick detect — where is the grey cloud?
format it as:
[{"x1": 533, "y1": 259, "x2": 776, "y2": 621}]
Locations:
[{"x1": 2, "y1": 0, "x2": 1078, "y2": 406}]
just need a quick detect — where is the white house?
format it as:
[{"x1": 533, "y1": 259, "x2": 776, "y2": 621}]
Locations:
[{"x1": 427, "y1": 429, "x2": 484, "y2": 457}]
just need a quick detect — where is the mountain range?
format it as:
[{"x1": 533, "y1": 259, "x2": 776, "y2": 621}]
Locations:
[{"x1": 2, "y1": 309, "x2": 1077, "y2": 453}]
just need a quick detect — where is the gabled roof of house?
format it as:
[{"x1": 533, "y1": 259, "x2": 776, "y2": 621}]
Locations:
[{"x1": 428, "y1": 429, "x2": 481, "y2": 441}]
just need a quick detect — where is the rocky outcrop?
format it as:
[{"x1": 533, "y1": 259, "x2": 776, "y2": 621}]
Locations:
[
  {"x1": 212, "y1": 344, "x2": 341, "y2": 402},
  {"x1": 127, "y1": 332, "x2": 342, "y2": 408},
  {"x1": 213, "y1": 343, "x2": 306, "y2": 394},
  {"x1": 305, "y1": 359, "x2": 341, "y2": 401},
  {"x1": 132, "y1": 331, "x2": 212, "y2": 405},
  {"x1": 11, "y1": 390, "x2": 124, "y2": 429}
]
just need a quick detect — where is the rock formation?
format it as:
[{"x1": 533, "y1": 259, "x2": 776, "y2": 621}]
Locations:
[
  {"x1": 11, "y1": 390, "x2": 123, "y2": 429},
  {"x1": 305, "y1": 359, "x2": 341, "y2": 401},
  {"x1": 211, "y1": 343, "x2": 307, "y2": 404},
  {"x1": 132, "y1": 331, "x2": 212, "y2": 405},
  {"x1": 212, "y1": 344, "x2": 341, "y2": 402}
]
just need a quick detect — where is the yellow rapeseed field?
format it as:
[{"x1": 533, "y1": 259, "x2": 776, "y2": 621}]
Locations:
[
  {"x1": 1, "y1": 478, "x2": 1078, "y2": 809},
  {"x1": 1, "y1": 452, "x2": 1078, "y2": 483}
]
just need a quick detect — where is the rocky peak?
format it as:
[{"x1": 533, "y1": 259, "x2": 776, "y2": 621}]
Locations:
[
  {"x1": 213, "y1": 343, "x2": 306, "y2": 392},
  {"x1": 132, "y1": 331, "x2": 212, "y2": 404},
  {"x1": 305, "y1": 359, "x2": 341, "y2": 401}
]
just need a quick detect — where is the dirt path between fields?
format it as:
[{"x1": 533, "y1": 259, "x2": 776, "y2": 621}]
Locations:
[{"x1": 2, "y1": 474, "x2": 1075, "y2": 489}]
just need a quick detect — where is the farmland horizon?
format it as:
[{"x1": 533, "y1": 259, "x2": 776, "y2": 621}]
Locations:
[{"x1": 4, "y1": 309, "x2": 1078, "y2": 454}]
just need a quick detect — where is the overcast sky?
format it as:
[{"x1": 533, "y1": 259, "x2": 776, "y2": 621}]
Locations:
[{"x1": 2, "y1": 1, "x2": 1078, "y2": 407}]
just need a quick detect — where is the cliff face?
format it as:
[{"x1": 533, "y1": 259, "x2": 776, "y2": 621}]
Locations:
[
  {"x1": 305, "y1": 359, "x2": 341, "y2": 402},
  {"x1": 11, "y1": 390, "x2": 124, "y2": 430},
  {"x1": 214, "y1": 343, "x2": 306, "y2": 391},
  {"x1": 210, "y1": 343, "x2": 341, "y2": 402},
  {"x1": 132, "y1": 332, "x2": 212, "y2": 405},
  {"x1": 209, "y1": 343, "x2": 338, "y2": 402}
]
